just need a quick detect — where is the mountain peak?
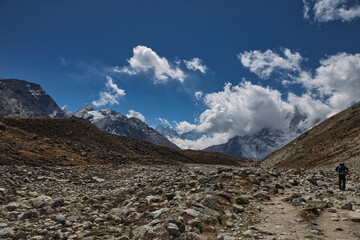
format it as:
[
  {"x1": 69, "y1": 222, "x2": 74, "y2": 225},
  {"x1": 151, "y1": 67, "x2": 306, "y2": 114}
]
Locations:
[{"x1": 61, "y1": 105, "x2": 72, "y2": 116}]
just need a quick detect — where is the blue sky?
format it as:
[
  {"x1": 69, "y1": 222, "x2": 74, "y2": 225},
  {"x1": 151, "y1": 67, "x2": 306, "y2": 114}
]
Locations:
[{"x1": 1, "y1": 0, "x2": 360, "y2": 149}]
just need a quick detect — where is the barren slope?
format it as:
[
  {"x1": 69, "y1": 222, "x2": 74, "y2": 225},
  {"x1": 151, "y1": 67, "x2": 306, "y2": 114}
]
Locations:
[
  {"x1": 0, "y1": 117, "x2": 246, "y2": 166},
  {"x1": 261, "y1": 102, "x2": 360, "y2": 169}
]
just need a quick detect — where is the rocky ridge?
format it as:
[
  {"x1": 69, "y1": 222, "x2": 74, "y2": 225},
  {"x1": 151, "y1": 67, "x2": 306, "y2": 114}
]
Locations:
[
  {"x1": 0, "y1": 117, "x2": 247, "y2": 166},
  {"x1": 0, "y1": 79, "x2": 65, "y2": 118},
  {"x1": 1, "y1": 164, "x2": 359, "y2": 239},
  {"x1": 72, "y1": 105, "x2": 179, "y2": 149}
]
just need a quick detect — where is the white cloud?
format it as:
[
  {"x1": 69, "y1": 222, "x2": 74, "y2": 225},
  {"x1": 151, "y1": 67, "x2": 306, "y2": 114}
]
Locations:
[
  {"x1": 126, "y1": 110, "x2": 146, "y2": 122},
  {"x1": 184, "y1": 58, "x2": 207, "y2": 74},
  {"x1": 116, "y1": 45, "x2": 186, "y2": 83},
  {"x1": 298, "y1": 53, "x2": 360, "y2": 113},
  {"x1": 166, "y1": 51, "x2": 360, "y2": 151},
  {"x1": 195, "y1": 91, "x2": 203, "y2": 100},
  {"x1": 304, "y1": 0, "x2": 360, "y2": 22},
  {"x1": 92, "y1": 76, "x2": 125, "y2": 107},
  {"x1": 168, "y1": 132, "x2": 232, "y2": 150},
  {"x1": 238, "y1": 49, "x2": 303, "y2": 79},
  {"x1": 175, "y1": 121, "x2": 197, "y2": 134},
  {"x1": 288, "y1": 93, "x2": 333, "y2": 129},
  {"x1": 303, "y1": 0, "x2": 311, "y2": 20},
  {"x1": 197, "y1": 82, "x2": 294, "y2": 136}
]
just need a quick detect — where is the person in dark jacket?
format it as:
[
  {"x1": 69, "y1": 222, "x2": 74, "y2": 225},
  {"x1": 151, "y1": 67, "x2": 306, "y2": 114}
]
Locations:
[{"x1": 335, "y1": 163, "x2": 349, "y2": 191}]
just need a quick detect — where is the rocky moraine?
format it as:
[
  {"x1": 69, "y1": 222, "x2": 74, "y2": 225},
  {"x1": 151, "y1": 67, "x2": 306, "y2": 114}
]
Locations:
[{"x1": 1, "y1": 164, "x2": 360, "y2": 240}]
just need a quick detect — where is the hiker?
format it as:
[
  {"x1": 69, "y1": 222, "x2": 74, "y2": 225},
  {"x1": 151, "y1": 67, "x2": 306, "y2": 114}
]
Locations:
[{"x1": 335, "y1": 163, "x2": 349, "y2": 191}]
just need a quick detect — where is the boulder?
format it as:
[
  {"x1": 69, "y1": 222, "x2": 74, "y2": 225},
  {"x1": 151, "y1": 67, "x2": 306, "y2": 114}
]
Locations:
[
  {"x1": 348, "y1": 209, "x2": 360, "y2": 222},
  {"x1": 31, "y1": 195, "x2": 53, "y2": 208}
]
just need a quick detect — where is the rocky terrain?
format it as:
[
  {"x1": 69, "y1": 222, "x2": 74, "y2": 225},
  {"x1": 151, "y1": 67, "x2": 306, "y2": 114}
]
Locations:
[
  {"x1": 0, "y1": 164, "x2": 359, "y2": 240},
  {"x1": 261, "y1": 102, "x2": 360, "y2": 169}
]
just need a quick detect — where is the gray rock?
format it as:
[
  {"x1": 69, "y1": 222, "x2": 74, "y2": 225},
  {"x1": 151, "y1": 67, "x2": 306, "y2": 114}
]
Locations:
[
  {"x1": 348, "y1": 209, "x2": 360, "y2": 222},
  {"x1": 51, "y1": 198, "x2": 65, "y2": 208},
  {"x1": 233, "y1": 204, "x2": 244, "y2": 214},
  {"x1": 21, "y1": 210, "x2": 39, "y2": 220},
  {"x1": 109, "y1": 206, "x2": 135, "y2": 218},
  {"x1": 6, "y1": 201, "x2": 20, "y2": 211},
  {"x1": 92, "y1": 176, "x2": 105, "y2": 183},
  {"x1": 235, "y1": 197, "x2": 250, "y2": 205},
  {"x1": 203, "y1": 195, "x2": 224, "y2": 213},
  {"x1": 167, "y1": 223, "x2": 180, "y2": 237},
  {"x1": 55, "y1": 213, "x2": 66, "y2": 224},
  {"x1": 341, "y1": 202, "x2": 353, "y2": 210},
  {"x1": 0, "y1": 228, "x2": 14, "y2": 238},
  {"x1": 31, "y1": 195, "x2": 53, "y2": 208}
]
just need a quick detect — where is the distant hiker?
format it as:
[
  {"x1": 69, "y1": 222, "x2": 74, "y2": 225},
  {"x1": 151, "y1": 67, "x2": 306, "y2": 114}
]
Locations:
[
  {"x1": 0, "y1": 122, "x2": 5, "y2": 132},
  {"x1": 335, "y1": 163, "x2": 349, "y2": 191}
]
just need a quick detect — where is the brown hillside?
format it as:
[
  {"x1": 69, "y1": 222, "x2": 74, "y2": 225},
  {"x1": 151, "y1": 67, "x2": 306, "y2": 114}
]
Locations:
[
  {"x1": 181, "y1": 149, "x2": 250, "y2": 166},
  {"x1": 0, "y1": 117, "x2": 245, "y2": 166},
  {"x1": 261, "y1": 102, "x2": 360, "y2": 169}
]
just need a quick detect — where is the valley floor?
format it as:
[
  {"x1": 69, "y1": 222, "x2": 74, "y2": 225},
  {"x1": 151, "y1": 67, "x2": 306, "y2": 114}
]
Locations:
[{"x1": 0, "y1": 164, "x2": 359, "y2": 239}]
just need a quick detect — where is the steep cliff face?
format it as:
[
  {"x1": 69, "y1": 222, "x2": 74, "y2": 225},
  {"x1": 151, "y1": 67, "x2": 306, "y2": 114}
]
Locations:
[{"x1": 0, "y1": 79, "x2": 65, "y2": 118}]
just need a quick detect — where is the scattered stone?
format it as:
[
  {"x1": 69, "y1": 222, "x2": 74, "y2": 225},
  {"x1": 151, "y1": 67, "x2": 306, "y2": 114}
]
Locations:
[
  {"x1": 0, "y1": 164, "x2": 358, "y2": 240},
  {"x1": 21, "y1": 210, "x2": 39, "y2": 220},
  {"x1": 51, "y1": 198, "x2": 65, "y2": 208},
  {"x1": 0, "y1": 228, "x2": 14, "y2": 238},
  {"x1": 31, "y1": 195, "x2": 53, "y2": 208},
  {"x1": 341, "y1": 202, "x2": 353, "y2": 210},
  {"x1": 92, "y1": 176, "x2": 105, "y2": 183},
  {"x1": 348, "y1": 209, "x2": 360, "y2": 222},
  {"x1": 235, "y1": 197, "x2": 250, "y2": 205}
]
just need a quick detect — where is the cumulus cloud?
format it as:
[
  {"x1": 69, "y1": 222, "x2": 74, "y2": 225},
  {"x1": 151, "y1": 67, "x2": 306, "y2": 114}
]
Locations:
[
  {"x1": 175, "y1": 121, "x2": 197, "y2": 134},
  {"x1": 288, "y1": 93, "x2": 333, "y2": 129},
  {"x1": 238, "y1": 49, "x2": 303, "y2": 79},
  {"x1": 304, "y1": 0, "x2": 360, "y2": 22},
  {"x1": 168, "y1": 51, "x2": 360, "y2": 150},
  {"x1": 197, "y1": 82, "x2": 294, "y2": 136},
  {"x1": 115, "y1": 45, "x2": 186, "y2": 83},
  {"x1": 168, "y1": 132, "x2": 232, "y2": 150},
  {"x1": 184, "y1": 58, "x2": 207, "y2": 74},
  {"x1": 92, "y1": 76, "x2": 125, "y2": 107},
  {"x1": 195, "y1": 91, "x2": 203, "y2": 100},
  {"x1": 298, "y1": 53, "x2": 360, "y2": 113},
  {"x1": 126, "y1": 110, "x2": 146, "y2": 122},
  {"x1": 168, "y1": 82, "x2": 296, "y2": 149}
]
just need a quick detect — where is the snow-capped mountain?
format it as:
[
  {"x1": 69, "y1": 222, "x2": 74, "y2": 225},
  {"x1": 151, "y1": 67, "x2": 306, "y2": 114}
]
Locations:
[
  {"x1": 156, "y1": 109, "x2": 307, "y2": 160},
  {"x1": 0, "y1": 79, "x2": 66, "y2": 118},
  {"x1": 203, "y1": 129, "x2": 297, "y2": 160},
  {"x1": 61, "y1": 105, "x2": 73, "y2": 117},
  {"x1": 203, "y1": 109, "x2": 307, "y2": 160},
  {"x1": 73, "y1": 105, "x2": 179, "y2": 149},
  {"x1": 155, "y1": 125, "x2": 206, "y2": 141}
]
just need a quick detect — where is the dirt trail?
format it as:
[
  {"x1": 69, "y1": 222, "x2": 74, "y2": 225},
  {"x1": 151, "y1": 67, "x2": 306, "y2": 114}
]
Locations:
[{"x1": 255, "y1": 194, "x2": 360, "y2": 240}]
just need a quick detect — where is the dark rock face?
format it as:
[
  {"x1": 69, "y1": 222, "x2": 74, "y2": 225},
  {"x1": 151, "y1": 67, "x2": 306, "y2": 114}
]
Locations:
[
  {"x1": 0, "y1": 79, "x2": 65, "y2": 118},
  {"x1": 73, "y1": 106, "x2": 180, "y2": 149}
]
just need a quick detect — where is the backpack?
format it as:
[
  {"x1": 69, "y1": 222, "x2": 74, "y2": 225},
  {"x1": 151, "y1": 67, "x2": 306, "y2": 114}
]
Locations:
[{"x1": 336, "y1": 165, "x2": 346, "y2": 175}]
